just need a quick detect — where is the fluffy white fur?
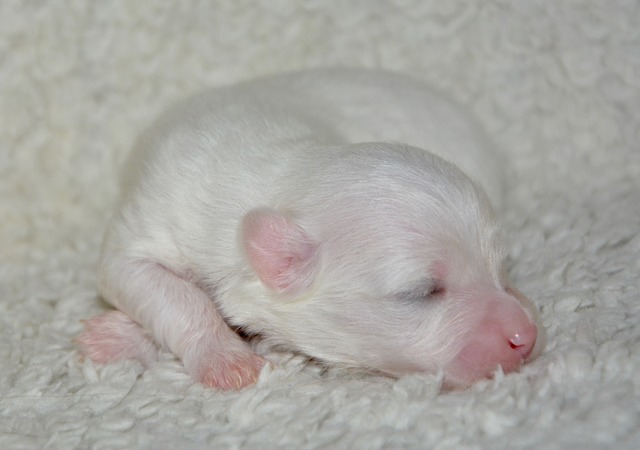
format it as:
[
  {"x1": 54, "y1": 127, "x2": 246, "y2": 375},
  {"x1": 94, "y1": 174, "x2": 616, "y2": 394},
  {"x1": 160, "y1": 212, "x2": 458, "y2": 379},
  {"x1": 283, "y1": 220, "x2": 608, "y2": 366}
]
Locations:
[
  {"x1": 3, "y1": 1, "x2": 639, "y2": 448},
  {"x1": 77, "y1": 69, "x2": 539, "y2": 390}
]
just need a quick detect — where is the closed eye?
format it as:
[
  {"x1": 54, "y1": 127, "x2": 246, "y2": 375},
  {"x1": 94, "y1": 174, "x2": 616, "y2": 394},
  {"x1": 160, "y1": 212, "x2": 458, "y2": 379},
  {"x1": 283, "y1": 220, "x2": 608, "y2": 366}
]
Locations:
[
  {"x1": 396, "y1": 280, "x2": 446, "y2": 302},
  {"x1": 427, "y1": 284, "x2": 446, "y2": 297}
]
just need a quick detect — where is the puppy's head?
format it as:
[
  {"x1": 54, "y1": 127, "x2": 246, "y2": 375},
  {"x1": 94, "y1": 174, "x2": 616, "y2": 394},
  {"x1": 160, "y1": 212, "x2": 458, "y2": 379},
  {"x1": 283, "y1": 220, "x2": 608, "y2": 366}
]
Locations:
[{"x1": 240, "y1": 143, "x2": 541, "y2": 388}]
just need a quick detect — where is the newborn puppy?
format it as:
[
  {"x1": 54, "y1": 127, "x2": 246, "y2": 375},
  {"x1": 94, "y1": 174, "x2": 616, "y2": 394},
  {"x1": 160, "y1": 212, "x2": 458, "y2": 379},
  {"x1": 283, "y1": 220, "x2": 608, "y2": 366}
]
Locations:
[{"x1": 78, "y1": 68, "x2": 541, "y2": 390}]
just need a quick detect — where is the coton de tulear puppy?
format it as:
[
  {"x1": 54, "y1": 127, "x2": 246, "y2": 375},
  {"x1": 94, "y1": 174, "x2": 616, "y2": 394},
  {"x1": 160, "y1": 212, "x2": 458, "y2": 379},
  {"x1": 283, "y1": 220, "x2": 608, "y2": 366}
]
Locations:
[{"x1": 78, "y1": 69, "x2": 541, "y2": 390}]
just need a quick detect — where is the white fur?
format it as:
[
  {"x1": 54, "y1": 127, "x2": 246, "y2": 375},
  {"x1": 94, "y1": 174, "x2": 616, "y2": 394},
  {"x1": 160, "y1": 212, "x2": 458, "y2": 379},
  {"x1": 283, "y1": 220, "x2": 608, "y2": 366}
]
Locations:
[{"x1": 79, "y1": 68, "x2": 540, "y2": 389}]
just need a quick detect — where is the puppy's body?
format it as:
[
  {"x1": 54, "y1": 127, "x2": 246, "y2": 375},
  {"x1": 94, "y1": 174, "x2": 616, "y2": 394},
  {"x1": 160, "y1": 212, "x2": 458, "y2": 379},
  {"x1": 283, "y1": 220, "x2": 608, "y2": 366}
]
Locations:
[{"x1": 79, "y1": 69, "x2": 540, "y2": 389}]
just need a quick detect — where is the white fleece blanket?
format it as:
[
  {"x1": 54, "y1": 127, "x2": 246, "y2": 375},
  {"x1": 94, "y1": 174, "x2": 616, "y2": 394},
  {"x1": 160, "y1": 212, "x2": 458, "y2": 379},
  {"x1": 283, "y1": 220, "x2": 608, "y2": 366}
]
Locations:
[{"x1": 2, "y1": 1, "x2": 639, "y2": 448}]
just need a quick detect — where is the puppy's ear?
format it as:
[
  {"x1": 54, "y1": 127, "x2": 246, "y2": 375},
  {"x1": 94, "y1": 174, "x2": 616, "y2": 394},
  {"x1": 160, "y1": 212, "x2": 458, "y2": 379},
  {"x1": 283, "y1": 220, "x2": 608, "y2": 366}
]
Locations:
[{"x1": 241, "y1": 208, "x2": 319, "y2": 295}]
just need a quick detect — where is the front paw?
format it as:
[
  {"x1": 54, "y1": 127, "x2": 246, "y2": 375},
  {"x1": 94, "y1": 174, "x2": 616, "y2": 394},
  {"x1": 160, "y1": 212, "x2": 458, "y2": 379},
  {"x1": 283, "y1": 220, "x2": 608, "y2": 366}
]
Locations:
[
  {"x1": 76, "y1": 311, "x2": 159, "y2": 367},
  {"x1": 186, "y1": 349, "x2": 267, "y2": 390}
]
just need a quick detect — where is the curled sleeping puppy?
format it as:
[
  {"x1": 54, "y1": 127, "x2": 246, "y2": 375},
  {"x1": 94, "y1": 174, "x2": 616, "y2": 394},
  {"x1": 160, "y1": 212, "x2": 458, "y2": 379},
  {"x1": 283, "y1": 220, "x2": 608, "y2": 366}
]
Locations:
[{"x1": 77, "y1": 68, "x2": 542, "y2": 390}]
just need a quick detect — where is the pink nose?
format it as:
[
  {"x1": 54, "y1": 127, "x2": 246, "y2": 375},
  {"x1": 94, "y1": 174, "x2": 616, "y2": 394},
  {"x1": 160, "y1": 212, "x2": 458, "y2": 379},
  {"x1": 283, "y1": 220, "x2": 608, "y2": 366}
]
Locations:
[{"x1": 508, "y1": 323, "x2": 537, "y2": 360}]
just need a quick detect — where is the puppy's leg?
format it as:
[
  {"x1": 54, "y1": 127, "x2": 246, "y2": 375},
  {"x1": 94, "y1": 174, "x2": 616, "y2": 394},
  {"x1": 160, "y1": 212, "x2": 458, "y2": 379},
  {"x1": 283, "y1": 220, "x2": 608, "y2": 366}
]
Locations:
[
  {"x1": 90, "y1": 258, "x2": 266, "y2": 390},
  {"x1": 77, "y1": 310, "x2": 159, "y2": 367}
]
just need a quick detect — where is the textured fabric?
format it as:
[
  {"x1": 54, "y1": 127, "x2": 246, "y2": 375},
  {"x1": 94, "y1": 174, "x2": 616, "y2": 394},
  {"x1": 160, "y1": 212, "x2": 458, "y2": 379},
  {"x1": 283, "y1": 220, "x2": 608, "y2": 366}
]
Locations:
[{"x1": 1, "y1": 1, "x2": 639, "y2": 448}]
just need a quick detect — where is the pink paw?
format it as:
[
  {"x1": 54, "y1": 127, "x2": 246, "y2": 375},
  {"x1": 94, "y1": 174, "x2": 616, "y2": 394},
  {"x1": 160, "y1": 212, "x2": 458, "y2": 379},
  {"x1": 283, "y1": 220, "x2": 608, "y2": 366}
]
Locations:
[
  {"x1": 76, "y1": 310, "x2": 159, "y2": 367},
  {"x1": 189, "y1": 350, "x2": 267, "y2": 390}
]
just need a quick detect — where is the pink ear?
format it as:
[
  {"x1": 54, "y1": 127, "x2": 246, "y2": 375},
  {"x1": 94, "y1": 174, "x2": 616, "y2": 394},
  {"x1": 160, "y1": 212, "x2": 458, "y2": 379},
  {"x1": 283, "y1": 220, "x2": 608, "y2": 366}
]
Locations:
[{"x1": 242, "y1": 209, "x2": 319, "y2": 294}]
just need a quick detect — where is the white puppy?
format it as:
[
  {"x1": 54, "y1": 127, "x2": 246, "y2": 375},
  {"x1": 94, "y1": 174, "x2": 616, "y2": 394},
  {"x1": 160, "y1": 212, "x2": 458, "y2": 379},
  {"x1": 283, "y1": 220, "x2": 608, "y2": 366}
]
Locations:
[{"x1": 78, "y1": 69, "x2": 541, "y2": 390}]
